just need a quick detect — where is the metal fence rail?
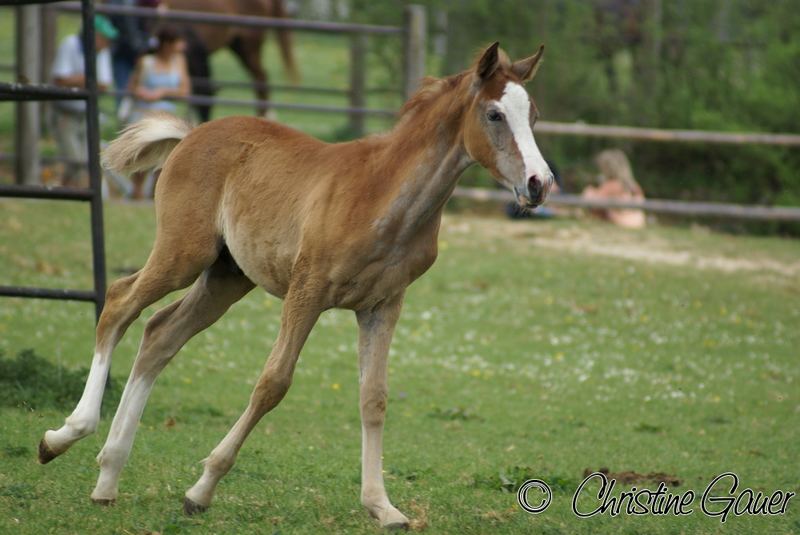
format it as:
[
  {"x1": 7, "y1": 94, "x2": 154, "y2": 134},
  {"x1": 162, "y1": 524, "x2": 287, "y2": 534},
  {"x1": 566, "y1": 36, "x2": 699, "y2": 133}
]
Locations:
[
  {"x1": 0, "y1": 183, "x2": 94, "y2": 201},
  {"x1": 51, "y1": 2, "x2": 425, "y2": 132},
  {"x1": 0, "y1": 82, "x2": 90, "y2": 100},
  {"x1": 56, "y1": 1, "x2": 404, "y2": 34},
  {"x1": 0, "y1": 64, "x2": 401, "y2": 95},
  {"x1": 106, "y1": 89, "x2": 397, "y2": 117},
  {"x1": 197, "y1": 78, "x2": 400, "y2": 96}
]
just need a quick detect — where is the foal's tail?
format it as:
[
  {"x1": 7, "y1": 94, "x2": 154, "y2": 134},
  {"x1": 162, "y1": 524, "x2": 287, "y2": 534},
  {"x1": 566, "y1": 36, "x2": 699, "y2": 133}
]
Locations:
[{"x1": 102, "y1": 112, "x2": 193, "y2": 176}]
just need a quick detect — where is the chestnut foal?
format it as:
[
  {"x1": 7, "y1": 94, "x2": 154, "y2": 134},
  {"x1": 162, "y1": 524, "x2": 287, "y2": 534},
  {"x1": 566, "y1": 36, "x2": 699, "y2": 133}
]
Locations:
[{"x1": 38, "y1": 42, "x2": 553, "y2": 528}]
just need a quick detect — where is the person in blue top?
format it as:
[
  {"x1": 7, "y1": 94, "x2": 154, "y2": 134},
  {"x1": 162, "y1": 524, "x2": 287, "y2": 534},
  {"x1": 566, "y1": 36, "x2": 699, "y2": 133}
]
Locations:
[
  {"x1": 127, "y1": 26, "x2": 191, "y2": 120},
  {"x1": 126, "y1": 26, "x2": 191, "y2": 198}
]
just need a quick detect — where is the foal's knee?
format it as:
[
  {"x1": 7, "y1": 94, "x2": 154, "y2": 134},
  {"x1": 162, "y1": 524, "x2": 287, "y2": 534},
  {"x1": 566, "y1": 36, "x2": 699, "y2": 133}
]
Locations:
[
  {"x1": 105, "y1": 274, "x2": 137, "y2": 302},
  {"x1": 251, "y1": 372, "x2": 293, "y2": 414},
  {"x1": 141, "y1": 301, "x2": 180, "y2": 348},
  {"x1": 360, "y1": 387, "x2": 387, "y2": 428},
  {"x1": 96, "y1": 274, "x2": 141, "y2": 344},
  {"x1": 132, "y1": 302, "x2": 181, "y2": 377}
]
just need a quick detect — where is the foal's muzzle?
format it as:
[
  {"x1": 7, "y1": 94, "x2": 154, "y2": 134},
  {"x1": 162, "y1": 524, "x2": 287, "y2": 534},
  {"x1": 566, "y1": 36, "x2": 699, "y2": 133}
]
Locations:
[{"x1": 515, "y1": 173, "x2": 553, "y2": 208}]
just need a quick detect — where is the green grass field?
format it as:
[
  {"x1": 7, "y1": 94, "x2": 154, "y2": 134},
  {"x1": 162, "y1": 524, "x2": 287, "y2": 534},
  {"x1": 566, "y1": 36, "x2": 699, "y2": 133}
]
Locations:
[{"x1": 1, "y1": 199, "x2": 798, "y2": 534}]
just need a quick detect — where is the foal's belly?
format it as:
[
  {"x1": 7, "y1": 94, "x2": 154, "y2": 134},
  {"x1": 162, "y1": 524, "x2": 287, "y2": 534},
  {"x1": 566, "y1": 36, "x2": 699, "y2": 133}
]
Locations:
[
  {"x1": 229, "y1": 241, "x2": 294, "y2": 299},
  {"x1": 222, "y1": 216, "x2": 296, "y2": 299},
  {"x1": 221, "y1": 197, "x2": 439, "y2": 309}
]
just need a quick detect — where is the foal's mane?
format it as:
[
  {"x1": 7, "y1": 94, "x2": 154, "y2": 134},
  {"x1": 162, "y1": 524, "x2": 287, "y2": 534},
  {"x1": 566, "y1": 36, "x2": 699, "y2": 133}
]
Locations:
[
  {"x1": 397, "y1": 72, "x2": 470, "y2": 121},
  {"x1": 396, "y1": 46, "x2": 513, "y2": 126}
]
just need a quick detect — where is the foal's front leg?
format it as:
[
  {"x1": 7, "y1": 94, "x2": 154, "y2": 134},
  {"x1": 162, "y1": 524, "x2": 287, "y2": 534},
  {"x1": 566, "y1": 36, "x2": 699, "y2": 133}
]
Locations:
[
  {"x1": 356, "y1": 294, "x2": 409, "y2": 529},
  {"x1": 183, "y1": 285, "x2": 322, "y2": 514}
]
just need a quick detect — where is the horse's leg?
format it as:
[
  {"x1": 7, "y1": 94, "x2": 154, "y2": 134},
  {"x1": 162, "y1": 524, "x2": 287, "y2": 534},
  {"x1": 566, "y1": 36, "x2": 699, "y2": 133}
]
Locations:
[
  {"x1": 229, "y1": 35, "x2": 270, "y2": 118},
  {"x1": 356, "y1": 294, "x2": 409, "y2": 529},
  {"x1": 91, "y1": 258, "x2": 254, "y2": 503},
  {"x1": 183, "y1": 282, "x2": 322, "y2": 513},
  {"x1": 185, "y1": 31, "x2": 213, "y2": 122},
  {"x1": 39, "y1": 233, "x2": 220, "y2": 463}
]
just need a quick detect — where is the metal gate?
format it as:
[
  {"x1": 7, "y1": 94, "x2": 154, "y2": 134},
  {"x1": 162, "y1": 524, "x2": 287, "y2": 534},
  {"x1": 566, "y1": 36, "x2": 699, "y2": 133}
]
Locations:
[{"x1": 0, "y1": 0, "x2": 106, "y2": 320}]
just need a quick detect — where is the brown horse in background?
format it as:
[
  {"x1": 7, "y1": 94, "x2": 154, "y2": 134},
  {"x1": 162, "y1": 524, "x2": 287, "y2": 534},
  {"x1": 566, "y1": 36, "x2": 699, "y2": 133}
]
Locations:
[{"x1": 169, "y1": 0, "x2": 299, "y2": 121}]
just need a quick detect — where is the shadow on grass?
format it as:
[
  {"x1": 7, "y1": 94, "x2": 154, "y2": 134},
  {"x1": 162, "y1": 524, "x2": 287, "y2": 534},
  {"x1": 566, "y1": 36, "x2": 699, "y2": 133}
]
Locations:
[{"x1": 0, "y1": 349, "x2": 121, "y2": 414}]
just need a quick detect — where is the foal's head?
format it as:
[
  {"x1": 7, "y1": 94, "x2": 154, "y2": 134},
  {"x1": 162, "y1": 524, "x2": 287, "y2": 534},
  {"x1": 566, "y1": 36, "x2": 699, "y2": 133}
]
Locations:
[{"x1": 463, "y1": 42, "x2": 554, "y2": 208}]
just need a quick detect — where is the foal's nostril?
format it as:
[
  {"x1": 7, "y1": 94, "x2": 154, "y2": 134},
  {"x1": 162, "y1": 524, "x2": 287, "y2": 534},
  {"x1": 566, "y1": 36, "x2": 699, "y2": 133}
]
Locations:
[{"x1": 527, "y1": 175, "x2": 542, "y2": 201}]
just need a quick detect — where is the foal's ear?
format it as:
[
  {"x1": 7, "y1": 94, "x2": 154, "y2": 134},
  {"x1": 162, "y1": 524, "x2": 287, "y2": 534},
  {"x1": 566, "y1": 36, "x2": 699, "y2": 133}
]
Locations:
[
  {"x1": 476, "y1": 42, "x2": 501, "y2": 81},
  {"x1": 511, "y1": 44, "x2": 545, "y2": 84}
]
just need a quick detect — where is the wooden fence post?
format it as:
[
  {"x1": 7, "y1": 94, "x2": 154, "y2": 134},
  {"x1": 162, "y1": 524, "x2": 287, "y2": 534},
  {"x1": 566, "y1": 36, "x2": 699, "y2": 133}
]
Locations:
[
  {"x1": 40, "y1": 6, "x2": 57, "y2": 86},
  {"x1": 348, "y1": 32, "x2": 366, "y2": 137},
  {"x1": 15, "y1": 5, "x2": 42, "y2": 185},
  {"x1": 403, "y1": 4, "x2": 426, "y2": 100}
]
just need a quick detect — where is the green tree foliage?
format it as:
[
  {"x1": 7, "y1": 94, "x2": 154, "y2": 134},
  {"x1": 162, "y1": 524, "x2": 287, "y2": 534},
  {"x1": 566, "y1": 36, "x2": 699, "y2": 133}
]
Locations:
[{"x1": 349, "y1": 0, "x2": 800, "y2": 215}]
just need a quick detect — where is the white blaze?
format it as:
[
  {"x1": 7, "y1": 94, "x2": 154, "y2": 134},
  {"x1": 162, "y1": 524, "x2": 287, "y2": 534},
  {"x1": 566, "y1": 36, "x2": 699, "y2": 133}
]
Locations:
[{"x1": 496, "y1": 82, "x2": 550, "y2": 182}]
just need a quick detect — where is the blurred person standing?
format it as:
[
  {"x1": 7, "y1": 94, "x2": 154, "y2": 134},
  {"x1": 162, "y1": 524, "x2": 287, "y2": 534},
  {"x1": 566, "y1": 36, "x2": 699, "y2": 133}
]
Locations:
[
  {"x1": 50, "y1": 15, "x2": 117, "y2": 187},
  {"x1": 108, "y1": 0, "x2": 150, "y2": 108},
  {"x1": 126, "y1": 26, "x2": 190, "y2": 198}
]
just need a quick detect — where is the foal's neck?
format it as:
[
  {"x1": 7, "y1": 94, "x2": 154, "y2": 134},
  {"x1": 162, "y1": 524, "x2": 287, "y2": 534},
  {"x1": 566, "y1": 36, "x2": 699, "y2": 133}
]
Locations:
[{"x1": 378, "y1": 76, "x2": 474, "y2": 241}]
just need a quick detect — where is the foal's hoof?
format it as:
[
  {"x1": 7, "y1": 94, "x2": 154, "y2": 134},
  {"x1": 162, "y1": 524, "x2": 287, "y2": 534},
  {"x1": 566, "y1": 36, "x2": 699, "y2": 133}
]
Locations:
[
  {"x1": 183, "y1": 497, "x2": 209, "y2": 516},
  {"x1": 37, "y1": 438, "x2": 59, "y2": 464},
  {"x1": 369, "y1": 505, "x2": 410, "y2": 530},
  {"x1": 91, "y1": 497, "x2": 116, "y2": 506},
  {"x1": 382, "y1": 518, "x2": 410, "y2": 531}
]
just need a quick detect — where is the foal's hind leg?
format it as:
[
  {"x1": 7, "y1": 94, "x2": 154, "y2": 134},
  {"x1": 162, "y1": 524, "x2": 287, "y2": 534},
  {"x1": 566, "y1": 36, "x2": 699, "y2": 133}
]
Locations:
[
  {"x1": 39, "y1": 237, "x2": 219, "y2": 463},
  {"x1": 91, "y1": 259, "x2": 254, "y2": 503},
  {"x1": 184, "y1": 283, "x2": 322, "y2": 513}
]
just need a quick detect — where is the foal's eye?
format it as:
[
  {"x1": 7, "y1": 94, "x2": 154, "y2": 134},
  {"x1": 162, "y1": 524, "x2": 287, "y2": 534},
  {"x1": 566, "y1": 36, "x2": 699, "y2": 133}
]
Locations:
[{"x1": 487, "y1": 110, "x2": 503, "y2": 122}]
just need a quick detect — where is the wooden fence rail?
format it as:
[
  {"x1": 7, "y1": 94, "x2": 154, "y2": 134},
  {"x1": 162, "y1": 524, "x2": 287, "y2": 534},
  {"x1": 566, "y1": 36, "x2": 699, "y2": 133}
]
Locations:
[
  {"x1": 536, "y1": 121, "x2": 800, "y2": 147},
  {"x1": 452, "y1": 187, "x2": 800, "y2": 222}
]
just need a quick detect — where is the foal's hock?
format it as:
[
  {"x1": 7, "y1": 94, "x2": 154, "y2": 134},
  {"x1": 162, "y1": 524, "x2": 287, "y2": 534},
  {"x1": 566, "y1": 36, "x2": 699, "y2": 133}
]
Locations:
[{"x1": 38, "y1": 42, "x2": 552, "y2": 529}]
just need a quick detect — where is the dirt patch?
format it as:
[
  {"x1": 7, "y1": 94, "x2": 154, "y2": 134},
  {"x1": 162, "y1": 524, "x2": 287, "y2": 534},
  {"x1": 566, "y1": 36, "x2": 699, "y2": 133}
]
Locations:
[
  {"x1": 443, "y1": 215, "x2": 800, "y2": 279},
  {"x1": 531, "y1": 229, "x2": 800, "y2": 278},
  {"x1": 583, "y1": 467, "x2": 682, "y2": 487}
]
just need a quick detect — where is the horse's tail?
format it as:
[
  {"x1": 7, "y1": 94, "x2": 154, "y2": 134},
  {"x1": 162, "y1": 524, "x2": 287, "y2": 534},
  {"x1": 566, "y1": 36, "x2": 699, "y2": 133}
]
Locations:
[
  {"x1": 274, "y1": 0, "x2": 300, "y2": 84},
  {"x1": 102, "y1": 112, "x2": 193, "y2": 176}
]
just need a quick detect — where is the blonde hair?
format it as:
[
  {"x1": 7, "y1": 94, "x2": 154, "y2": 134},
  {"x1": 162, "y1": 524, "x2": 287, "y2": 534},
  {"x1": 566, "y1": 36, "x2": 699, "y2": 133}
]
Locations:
[{"x1": 595, "y1": 149, "x2": 642, "y2": 195}]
